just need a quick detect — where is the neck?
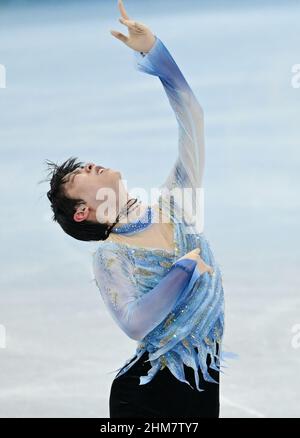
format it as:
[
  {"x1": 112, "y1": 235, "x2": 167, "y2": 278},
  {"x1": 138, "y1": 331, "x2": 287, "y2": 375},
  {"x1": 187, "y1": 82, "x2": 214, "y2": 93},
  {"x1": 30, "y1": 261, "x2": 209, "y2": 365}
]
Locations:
[{"x1": 117, "y1": 199, "x2": 148, "y2": 225}]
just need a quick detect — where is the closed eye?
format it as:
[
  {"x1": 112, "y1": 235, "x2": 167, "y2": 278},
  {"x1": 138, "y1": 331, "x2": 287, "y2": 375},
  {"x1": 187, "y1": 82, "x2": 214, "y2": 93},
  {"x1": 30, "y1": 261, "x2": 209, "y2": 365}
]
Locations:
[{"x1": 69, "y1": 169, "x2": 81, "y2": 185}]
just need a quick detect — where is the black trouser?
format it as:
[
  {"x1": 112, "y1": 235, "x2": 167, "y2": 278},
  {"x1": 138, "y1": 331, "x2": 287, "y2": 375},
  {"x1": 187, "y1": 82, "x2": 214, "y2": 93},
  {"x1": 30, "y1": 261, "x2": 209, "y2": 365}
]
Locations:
[{"x1": 109, "y1": 346, "x2": 220, "y2": 418}]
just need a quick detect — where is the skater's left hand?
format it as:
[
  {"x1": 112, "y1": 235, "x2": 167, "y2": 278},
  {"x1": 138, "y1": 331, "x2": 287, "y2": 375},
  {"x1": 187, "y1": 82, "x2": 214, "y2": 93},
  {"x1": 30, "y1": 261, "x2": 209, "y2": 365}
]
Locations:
[{"x1": 110, "y1": 0, "x2": 156, "y2": 54}]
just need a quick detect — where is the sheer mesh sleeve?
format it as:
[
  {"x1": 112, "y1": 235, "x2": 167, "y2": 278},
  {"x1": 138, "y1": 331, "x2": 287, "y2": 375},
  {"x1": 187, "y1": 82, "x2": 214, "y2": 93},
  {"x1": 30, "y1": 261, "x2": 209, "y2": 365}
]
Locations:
[
  {"x1": 133, "y1": 35, "x2": 205, "y2": 195},
  {"x1": 92, "y1": 243, "x2": 201, "y2": 341}
]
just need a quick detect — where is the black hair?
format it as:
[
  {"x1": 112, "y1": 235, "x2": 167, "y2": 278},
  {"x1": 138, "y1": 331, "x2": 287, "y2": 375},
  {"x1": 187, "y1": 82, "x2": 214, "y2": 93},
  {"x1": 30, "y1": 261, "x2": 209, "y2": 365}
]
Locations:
[{"x1": 41, "y1": 156, "x2": 138, "y2": 242}]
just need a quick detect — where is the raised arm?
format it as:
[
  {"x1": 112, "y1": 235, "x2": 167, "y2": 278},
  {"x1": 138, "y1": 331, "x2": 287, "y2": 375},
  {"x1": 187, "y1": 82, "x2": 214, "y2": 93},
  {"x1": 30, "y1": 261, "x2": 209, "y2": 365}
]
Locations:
[
  {"x1": 110, "y1": 0, "x2": 205, "y2": 204},
  {"x1": 93, "y1": 242, "x2": 202, "y2": 341},
  {"x1": 133, "y1": 36, "x2": 205, "y2": 193}
]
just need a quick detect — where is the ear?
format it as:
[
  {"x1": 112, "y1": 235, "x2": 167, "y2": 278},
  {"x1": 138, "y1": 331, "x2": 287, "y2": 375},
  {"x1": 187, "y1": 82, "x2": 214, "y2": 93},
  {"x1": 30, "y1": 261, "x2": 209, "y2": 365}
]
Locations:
[{"x1": 73, "y1": 205, "x2": 90, "y2": 223}]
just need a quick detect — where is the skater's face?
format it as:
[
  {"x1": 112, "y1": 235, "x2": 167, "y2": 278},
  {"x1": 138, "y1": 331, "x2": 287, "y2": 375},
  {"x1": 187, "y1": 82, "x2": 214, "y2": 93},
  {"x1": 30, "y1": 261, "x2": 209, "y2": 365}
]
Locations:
[{"x1": 63, "y1": 162, "x2": 123, "y2": 224}]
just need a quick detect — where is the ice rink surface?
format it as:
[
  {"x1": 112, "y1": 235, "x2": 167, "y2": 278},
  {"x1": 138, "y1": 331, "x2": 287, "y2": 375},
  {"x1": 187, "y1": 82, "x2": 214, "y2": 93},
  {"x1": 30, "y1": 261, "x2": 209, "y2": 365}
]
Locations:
[{"x1": 0, "y1": 0, "x2": 299, "y2": 418}]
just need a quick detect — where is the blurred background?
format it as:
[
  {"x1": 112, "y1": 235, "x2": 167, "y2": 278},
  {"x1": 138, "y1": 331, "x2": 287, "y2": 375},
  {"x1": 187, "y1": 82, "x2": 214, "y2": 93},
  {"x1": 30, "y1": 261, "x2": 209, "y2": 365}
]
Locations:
[{"x1": 0, "y1": 0, "x2": 299, "y2": 418}]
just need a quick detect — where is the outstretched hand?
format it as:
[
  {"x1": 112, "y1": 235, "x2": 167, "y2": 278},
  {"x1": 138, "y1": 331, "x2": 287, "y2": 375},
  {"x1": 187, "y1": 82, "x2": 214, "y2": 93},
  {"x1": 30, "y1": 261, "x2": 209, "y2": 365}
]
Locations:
[{"x1": 110, "y1": 0, "x2": 156, "y2": 53}]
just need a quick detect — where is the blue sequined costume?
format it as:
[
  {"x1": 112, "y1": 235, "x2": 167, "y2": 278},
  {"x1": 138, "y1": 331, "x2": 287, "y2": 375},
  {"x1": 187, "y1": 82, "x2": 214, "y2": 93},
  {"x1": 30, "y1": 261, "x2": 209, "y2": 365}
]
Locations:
[{"x1": 92, "y1": 36, "x2": 225, "y2": 392}]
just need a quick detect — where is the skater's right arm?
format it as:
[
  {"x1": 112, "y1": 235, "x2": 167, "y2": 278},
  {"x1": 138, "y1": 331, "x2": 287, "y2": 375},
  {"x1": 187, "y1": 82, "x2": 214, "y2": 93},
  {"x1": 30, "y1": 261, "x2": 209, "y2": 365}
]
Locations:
[{"x1": 92, "y1": 244, "x2": 209, "y2": 341}]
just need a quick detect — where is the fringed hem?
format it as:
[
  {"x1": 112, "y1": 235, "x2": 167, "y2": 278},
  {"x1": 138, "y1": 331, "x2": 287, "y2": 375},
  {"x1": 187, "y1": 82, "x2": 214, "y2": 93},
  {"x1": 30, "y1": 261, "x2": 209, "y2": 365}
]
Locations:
[
  {"x1": 138, "y1": 336, "x2": 223, "y2": 393},
  {"x1": 111, "y1": 318, "x2": 237, "y2": 393}
]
